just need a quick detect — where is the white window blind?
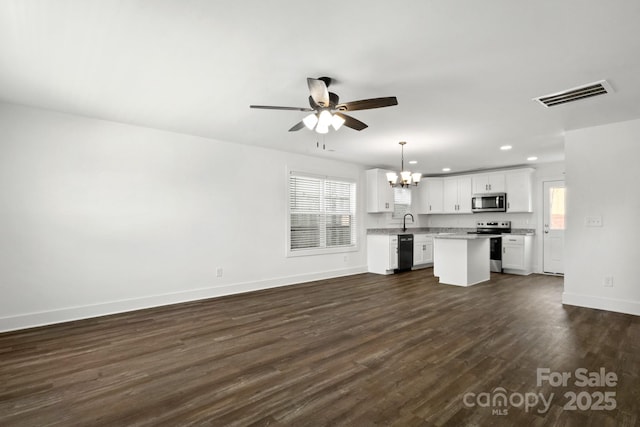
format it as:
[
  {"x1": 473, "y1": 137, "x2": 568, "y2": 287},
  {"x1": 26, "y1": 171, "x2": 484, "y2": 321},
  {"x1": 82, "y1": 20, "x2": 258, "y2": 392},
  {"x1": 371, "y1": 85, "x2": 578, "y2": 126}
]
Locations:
[
  {"x1": 392, "y1": 187, "x2": 412, "y2": 219},
  {"x1": 289, "y1": 173, "x2": 356, "y2": 254}
]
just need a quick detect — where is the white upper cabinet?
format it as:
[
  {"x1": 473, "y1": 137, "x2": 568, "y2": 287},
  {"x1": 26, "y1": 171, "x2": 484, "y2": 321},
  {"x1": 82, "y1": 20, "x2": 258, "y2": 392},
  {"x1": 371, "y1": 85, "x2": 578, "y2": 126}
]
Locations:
[
  {"x1": 415, "y1": 167, "x2": 533, "y2": 215},
  {"x1": 443, "y1": 176, "x2": 472, "y2": 213},
  {"x1": 506, "y1": 169, "x2": 533, "y2": 212},
  {"x1": 417, "y1": 178, "x2": 444, "y2": 214},
  {"x1": 458, "y1": 177, "x2": 473, "y2": 212},
  {"x1": 366, "y1": 169, "x2": 394, "y2": 213},
  {"x1": 472, "y1": 172, "x2": 506, "y2": 194}
]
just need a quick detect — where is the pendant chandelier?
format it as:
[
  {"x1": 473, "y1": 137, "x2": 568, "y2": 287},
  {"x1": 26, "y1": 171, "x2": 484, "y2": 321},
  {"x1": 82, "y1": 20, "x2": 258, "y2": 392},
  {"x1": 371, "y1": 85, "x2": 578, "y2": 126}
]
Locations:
[{"x1": 386, "y1": 141, "x2": 421, "y2": 187}]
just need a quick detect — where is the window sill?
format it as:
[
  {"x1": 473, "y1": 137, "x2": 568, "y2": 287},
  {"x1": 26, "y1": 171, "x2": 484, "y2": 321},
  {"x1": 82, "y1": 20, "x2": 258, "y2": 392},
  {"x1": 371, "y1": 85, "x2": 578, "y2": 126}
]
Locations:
[{"x1": 287, "y1": 245, "x2": 359, "y2": 258}]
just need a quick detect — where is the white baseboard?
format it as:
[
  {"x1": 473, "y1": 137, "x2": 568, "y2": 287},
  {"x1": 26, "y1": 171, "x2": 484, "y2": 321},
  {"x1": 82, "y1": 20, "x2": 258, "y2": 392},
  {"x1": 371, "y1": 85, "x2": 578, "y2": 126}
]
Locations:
[
  {"x1": 0, "y1": 265, "x2": 368, "y2": 333},
  {"x1": 562, "y1": 292, "x2": 640, "y2": 316}
]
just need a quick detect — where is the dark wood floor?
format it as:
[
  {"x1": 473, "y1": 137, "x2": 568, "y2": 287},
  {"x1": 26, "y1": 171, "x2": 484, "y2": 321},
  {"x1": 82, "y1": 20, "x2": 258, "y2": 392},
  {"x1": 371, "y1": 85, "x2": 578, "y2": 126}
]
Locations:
[{"x1": 1, "y1": 269, "x2": 639, "y2": 426}]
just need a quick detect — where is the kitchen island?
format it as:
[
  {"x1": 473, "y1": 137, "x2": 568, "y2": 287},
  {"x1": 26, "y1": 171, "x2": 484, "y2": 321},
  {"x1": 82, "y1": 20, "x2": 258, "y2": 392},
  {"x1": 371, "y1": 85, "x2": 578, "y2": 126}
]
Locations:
[{"x1": 433, "y1": 234, "x2": 500, "y2": 286}]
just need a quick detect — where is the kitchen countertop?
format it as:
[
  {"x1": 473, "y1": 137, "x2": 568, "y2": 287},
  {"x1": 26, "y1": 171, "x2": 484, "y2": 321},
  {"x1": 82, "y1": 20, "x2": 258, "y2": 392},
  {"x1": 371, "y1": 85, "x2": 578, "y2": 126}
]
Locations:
[
  {"x1": 366, "y1": 227, "x2": 436, "y2": 235},
  {"x1": 367, "y1": 227, "x2": 535, "y2": 236},
  {"x1": 433, "y1": 234, "x2": 502, "y2": 240},
  {"x1": 367, "y1": 227, "x2": 474, "y2": 235}
]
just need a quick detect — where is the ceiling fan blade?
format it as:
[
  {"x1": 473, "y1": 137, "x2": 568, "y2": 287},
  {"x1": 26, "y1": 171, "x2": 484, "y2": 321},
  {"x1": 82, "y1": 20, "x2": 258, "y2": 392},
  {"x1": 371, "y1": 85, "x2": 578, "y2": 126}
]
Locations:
[
  {"x1": 334, "y1": 112, "x2": 368, "y2": 131},
  {"x1": 307, "y1": 78, "x2": 330, "y2": 107},
  {"x1": 288, "y1": 121, "x2": 306, "y2": 132},
  {"x1": 250, "y1": 105, "x2": 314, "y2": 112},
  {"x1": 336, "y1": 96, "x2": 398, "y2": 112}
]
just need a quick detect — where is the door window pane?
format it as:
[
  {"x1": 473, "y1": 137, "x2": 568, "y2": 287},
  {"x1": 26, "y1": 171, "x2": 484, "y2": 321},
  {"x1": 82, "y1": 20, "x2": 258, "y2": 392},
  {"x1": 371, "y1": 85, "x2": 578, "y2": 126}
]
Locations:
[{"x1": 550, "y1": 187, "x2": 566, "y2": 230}]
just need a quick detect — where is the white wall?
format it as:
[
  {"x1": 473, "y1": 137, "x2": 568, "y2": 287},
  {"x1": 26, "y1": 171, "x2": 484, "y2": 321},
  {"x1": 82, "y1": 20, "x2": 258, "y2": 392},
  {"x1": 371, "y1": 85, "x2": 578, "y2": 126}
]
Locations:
[
  {"x1": 563, "y1": 118, "x2": 640, "y2": 315},
  {"x1": 0, "y1": 103, "x2": 368, "y2": 331}
]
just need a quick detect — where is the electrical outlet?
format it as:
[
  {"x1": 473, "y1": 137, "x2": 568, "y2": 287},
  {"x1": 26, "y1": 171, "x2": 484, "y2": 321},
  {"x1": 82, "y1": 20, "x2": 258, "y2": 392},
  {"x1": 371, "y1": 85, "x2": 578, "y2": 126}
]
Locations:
[
  {"x1": 603, "y1": 276, "x2": 614, "y2": 287},
  {"x1": 343, "y1": 255, "x2": 349, "y2": 262},
  {"x1": 216, "y1": 268, "x2": 223, "y2": 278},
  {"x1": 585, "y1": 216, "x2": 603, "y2": 227}
]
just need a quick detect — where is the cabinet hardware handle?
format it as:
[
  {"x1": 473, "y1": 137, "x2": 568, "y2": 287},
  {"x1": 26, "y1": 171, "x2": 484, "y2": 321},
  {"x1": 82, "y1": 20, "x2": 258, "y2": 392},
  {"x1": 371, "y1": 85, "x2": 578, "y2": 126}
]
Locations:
[{"x1": 503, "y1": 248, "x2": 505, "y2": 253}]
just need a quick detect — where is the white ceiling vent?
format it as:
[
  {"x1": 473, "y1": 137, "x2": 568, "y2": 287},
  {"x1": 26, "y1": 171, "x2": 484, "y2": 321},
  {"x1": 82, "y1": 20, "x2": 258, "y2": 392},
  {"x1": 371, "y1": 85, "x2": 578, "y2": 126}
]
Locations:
[{"x1": 534, "y1": 80, "x2": 613, "y2": 107}]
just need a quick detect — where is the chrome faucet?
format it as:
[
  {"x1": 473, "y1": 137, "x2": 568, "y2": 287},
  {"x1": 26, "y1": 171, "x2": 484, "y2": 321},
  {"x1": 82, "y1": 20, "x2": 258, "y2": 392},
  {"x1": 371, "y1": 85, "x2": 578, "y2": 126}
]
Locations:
[{"x1": 403, "y1": 213, "x2": 414, "y2": 232}]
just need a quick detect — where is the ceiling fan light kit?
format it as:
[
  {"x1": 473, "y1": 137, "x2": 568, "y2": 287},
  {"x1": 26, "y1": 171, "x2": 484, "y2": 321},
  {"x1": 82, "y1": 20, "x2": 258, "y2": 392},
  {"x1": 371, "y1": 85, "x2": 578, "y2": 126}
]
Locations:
[
  {"x1": 250, "y1": 77, "x2": 398, "y2": 133},
  {"x1": 388, "y1": 141, "x2": 421, "y2": 187}
]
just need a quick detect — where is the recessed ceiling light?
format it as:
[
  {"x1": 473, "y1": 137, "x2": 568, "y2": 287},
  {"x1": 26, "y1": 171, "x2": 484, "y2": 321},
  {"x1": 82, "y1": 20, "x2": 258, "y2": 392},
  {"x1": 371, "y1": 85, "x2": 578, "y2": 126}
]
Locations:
[
  {"x1": 442, "y1": 167, "x2": 451, "y2": 172},
  {"x1": 409, "y1": 160, "x2": 418, "y2": 164},
  {"x1": 527, "y1": 156, "x2": 538, "y2": 161},
  {"x1": 500, "y1": 145, "x2": 512, "y2": 151}
]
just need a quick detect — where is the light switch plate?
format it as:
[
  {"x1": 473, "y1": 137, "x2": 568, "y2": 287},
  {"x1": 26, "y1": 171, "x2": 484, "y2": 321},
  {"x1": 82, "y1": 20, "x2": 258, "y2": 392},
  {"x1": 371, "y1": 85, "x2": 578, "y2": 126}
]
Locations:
[{"x1": 585, "y1": 216, "x2": 603, "y2": 227}]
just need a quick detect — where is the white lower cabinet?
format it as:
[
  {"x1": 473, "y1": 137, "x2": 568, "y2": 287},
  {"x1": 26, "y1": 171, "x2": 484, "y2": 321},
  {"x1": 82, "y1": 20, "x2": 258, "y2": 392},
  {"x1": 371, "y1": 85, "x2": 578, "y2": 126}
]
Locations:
[
  {"x1": 502, "y1": 234, "x2": 533, "y2": 275},
  {"x1": 367, "y1": 235, "x2": 398, "y2": 275},
  {"x1": 413, "y1": 234, "x2": 434, "y2": 267}
]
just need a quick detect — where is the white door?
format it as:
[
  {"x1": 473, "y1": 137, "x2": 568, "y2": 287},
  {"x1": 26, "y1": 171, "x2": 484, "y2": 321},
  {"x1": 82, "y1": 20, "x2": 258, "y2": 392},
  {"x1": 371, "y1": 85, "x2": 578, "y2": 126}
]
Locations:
[{"x1": 543, "y1": 180, "x2": 565, "y2": 274}]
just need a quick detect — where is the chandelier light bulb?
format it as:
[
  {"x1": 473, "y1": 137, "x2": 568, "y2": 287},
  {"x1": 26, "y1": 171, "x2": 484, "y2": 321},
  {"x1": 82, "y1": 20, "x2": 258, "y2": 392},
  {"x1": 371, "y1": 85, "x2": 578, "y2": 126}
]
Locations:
[
  {"x1": 317, "y1": 110, "x2": 333, "y2": 128},
  {"x1": 315, "y1": 123, "x2": 329, "y2": 134},
  {"x1": 386, "y1": 172, "x2": 398, "y2": 185},
  {"x1": 331, "y1": 114, "x2": 345, "y2": 130},
  {"x1": 302, "y1": 113, "x2": 318, "y2": 130}
]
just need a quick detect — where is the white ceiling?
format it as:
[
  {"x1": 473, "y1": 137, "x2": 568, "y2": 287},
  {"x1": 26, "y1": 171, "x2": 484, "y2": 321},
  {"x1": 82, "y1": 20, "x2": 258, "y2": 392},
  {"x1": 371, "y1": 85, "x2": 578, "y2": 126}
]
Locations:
[{"x1": 1, "y1": 0, "x2": 640, "y2": 174}]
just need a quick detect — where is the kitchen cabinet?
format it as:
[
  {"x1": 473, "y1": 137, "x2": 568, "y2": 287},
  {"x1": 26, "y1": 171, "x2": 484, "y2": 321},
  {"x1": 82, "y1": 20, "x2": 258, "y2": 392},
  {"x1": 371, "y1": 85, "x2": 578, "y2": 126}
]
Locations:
[
  {"x1": 502, "y1": 234, "x2": 533, "y2": 275},
  {"x1": 417, "y1": 178, "x2": 444, "y2": 214},
  {"x1": 367, "y1": 234, "x2": 398, "y2": 275},
  {"x1": 506, "y1": 169, "x2": 533, "y2": 212},
  {"x1": 472, "y1": 172, "x2": 505, "y2": 194},
  {"x1": 443, "y1": 176, "x2": 472, "y2": 213},
  {"x1": 366, "y1": 169, "x2": 394, "y2": 213},
  {"x1": 413, "y1": 234, "x2": 434, "y2": 267}
]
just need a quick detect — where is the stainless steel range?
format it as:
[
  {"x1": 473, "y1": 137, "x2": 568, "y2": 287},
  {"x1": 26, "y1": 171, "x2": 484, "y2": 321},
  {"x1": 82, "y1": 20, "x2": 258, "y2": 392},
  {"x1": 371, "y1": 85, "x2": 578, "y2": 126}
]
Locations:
[{"x1": 467, "y1": 221, "x2": 511, "y2": 272}]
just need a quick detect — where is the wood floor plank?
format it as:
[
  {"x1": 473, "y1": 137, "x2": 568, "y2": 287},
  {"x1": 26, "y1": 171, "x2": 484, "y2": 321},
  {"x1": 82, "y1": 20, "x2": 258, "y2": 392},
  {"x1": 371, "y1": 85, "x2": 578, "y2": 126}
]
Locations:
[{"x1": 1, "y1": 269, "x2": 639, "y2": 426}]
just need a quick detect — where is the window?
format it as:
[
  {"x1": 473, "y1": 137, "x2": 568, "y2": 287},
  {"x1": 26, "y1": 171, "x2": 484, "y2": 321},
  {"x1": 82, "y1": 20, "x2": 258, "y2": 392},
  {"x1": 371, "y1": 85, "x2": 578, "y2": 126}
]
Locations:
[
  {"x1": 288, "y1": 172, "x2": 357, "y2": 255},
  {"x1": 549, "y1": 187, "x2": 566, "y2": 230},
  {"x1": 392, "y1": 187, "x2": 412, "y2": 220}
]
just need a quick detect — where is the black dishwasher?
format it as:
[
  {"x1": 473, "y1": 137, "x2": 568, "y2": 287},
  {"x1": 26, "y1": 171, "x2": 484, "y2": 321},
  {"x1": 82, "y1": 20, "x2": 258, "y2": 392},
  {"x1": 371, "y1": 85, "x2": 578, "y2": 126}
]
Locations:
[{"x1": 396, "y1": 234, "x2": 414, "y2": 272}]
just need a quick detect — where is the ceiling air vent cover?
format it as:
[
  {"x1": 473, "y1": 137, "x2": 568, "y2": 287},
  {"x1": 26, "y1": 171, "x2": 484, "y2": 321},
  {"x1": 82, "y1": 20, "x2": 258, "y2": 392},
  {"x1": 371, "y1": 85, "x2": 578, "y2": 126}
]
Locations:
[{"x1": 534, "y1": 80, "x2": 613, "y2": 107}]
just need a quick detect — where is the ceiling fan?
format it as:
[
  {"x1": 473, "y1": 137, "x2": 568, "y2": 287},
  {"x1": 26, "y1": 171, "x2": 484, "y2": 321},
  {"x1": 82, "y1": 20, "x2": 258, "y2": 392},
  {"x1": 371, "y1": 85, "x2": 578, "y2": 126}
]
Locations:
[{"x1": 250, "y1": 77, "x2": 398, "y2": 133}]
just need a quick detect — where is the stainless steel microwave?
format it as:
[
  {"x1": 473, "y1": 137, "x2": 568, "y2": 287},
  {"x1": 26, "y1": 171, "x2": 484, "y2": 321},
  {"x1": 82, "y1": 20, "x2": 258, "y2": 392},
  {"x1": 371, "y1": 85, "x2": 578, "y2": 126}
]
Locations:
[{"x1": 471, "y1": 193, "x2": 507, "y2": 213}]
